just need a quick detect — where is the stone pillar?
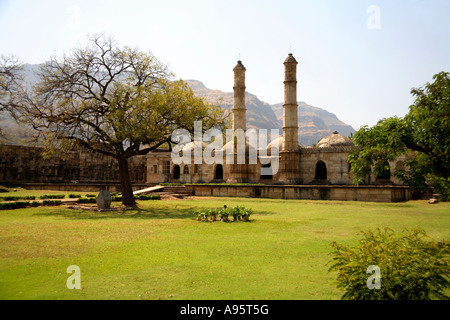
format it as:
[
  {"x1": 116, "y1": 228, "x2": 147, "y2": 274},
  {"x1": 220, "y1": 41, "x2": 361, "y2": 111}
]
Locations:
[
  {"x1": 279, "y1": 53, "x2": 301, "y2": 184},
  {"x1": 282, "y1": 53, "x2": 298, "y2": 152},
  {"x1": 232, "y1": 60, "x2": 246, "y2": 131}
]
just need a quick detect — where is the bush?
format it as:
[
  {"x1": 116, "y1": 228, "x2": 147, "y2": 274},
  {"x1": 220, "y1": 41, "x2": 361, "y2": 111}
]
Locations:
[
  {"x1": 77, "y1": 198, "x2": 97, "y2": 204},
  {"x1": 39, "y1": 194, "x2": 65, "y2": 200},
  {"x1": 0, "y1": 185, "x2": 9, "y2": 193},
  {"x1": 136, "y1": 194, "x2": 161, "y2": 200},
  {"x1": 0, "y1": 201, "x2": 31, "y2": 210},
  {"x1": 68, "y1": 194, "x2": 81, "y2": 198},
  {"x1": 0, "y1": 196, "x2": 36, "y2": 201},
  {"x1": 85, "y1": 194, "x2": 96, "y2": 198},
  {"x1": 42, "y1": 200, "x2": 62, "y2": 206},
  {"x1": 195, "y1": 205, "x2": 253, "y2": 222},
  {"x1": 327, "y1": 228, "x2": 450, "y2": 300}
]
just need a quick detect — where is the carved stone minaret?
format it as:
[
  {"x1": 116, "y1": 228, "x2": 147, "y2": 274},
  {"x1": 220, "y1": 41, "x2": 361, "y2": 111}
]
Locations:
[
  {"x1": 232, "y1": 60, "x2": 246, "y2": 131},
  {"x1": 279, "y1": 53, "x2": 301, "y2": 184},
  {"x1": 282, "y1": 53, "x2": 298, "y2": 151}
]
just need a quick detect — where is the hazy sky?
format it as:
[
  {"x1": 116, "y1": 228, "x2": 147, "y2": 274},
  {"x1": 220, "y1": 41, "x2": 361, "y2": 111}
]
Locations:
[{"x1": 1, "y1": 0, "x2": 449, "y2": 129}]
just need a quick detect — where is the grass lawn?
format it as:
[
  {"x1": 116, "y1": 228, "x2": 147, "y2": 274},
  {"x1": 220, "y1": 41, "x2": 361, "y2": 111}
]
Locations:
[{"x1": 0, "y1": 192, "x2": 449, "y2": 300}]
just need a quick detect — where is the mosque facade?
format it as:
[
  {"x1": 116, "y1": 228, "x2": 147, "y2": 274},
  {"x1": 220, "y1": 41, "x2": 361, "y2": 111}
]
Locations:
[{"x1": 146, "y1": 54, "x2": 405, "y2": 187}]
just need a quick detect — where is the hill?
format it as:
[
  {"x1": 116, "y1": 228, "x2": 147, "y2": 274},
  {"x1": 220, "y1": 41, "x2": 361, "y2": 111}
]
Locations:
[
  {"x1": 187, "y1": 80, "x2": 355, "y2": 146},
  {"x1": 0, "y1": 66, "x2": 355, "y2": 147}
]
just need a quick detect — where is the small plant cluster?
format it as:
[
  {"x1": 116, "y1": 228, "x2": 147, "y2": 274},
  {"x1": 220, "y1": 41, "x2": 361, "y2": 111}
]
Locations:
[
  {"x1": 0, "y1": 200, "x2": 62, "y2": 210},
  {"x1": 327, "y1": 227, "x2": 450, "y2": 300},
  {"x1": 0, "y1": 185, "x2": 9, "y2": 193},
  {"x1": 195, "y1": 205, "x2": 253, "y2": 222}
]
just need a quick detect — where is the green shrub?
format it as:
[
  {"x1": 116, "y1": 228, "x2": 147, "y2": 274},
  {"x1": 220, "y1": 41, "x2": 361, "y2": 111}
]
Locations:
[
  {"x1": 0, "y1": 196, "x2": 36, "y2": 202},
  {"x1": 0, "y1": 201, "x2": 31, "y2": 210},
  {"x1": 68, "y1": 194, "x2": 81, "y2": 198},
  {"x1": 0, "y1": 185, "x2": 9, "y2": 193},
  {"x1": 195, "y1": 206, "x2": 253, "y2": 223},
  {"x1": 39, "y1": 194, "x2": 65, "y2": 200},
  {"x1": 77, "y1": 198, "x2": 97, "y2": 204},
  {"x1": 327, "y1": 228, "x2": 450, "y2": 300},
  {"x1": 85, "y1": 194, "x2": 96, "y2": 198},
  {"x1": 136, "y1": 194, "x2": 161, "y2": 200},
  {"x1": 42, "y1": 200, "x2": 62, "y2": 206}
]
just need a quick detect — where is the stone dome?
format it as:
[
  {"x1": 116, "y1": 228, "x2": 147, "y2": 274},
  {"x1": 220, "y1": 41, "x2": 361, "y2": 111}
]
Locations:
[
  {"x1": 266, "y1": 136, "x2": 301, "y2": 152},
  {"x1": 180, "y1": 141, "x2": 208, "y2": 153},
  {"x1": 316, "y1": 131, "x2": 354, "y2": 148},
  {"x1": 221, "y1": 139, "x2": 256, "y2": 155}
]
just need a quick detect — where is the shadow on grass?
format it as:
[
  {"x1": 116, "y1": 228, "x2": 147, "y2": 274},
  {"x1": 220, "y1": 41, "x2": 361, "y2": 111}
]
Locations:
[{"x1": 32, "y1": 202, "x2": 277, "y2": 221}]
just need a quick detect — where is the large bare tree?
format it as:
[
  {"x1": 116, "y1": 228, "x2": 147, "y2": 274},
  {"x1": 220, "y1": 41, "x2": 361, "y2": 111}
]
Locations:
[{"x1": 7, "y1": 34, "x2": 225, "y2": 207}]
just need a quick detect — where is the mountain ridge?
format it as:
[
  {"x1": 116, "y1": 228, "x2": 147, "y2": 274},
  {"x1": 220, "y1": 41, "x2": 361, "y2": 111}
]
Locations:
[
  {"x1": 185, "y1": 80, "x2": 355, "y2": 146},
  {"x1": 0, "y1": 66, "x2": 355, "y2": 147}
]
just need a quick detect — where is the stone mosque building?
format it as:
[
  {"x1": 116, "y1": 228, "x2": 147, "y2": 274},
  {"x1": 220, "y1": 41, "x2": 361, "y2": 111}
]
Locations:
[
  {"x1": 1, "y1": 53, "x2": 409, "y2": 201},
  {"x1": 146, "y1": 53, "x2": 405, "y2": 187}
]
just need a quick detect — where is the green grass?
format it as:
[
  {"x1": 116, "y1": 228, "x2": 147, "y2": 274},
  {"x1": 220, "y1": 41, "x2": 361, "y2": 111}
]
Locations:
[{"x1": 0, "y1": 194, "x2": 448, "y2": 300}]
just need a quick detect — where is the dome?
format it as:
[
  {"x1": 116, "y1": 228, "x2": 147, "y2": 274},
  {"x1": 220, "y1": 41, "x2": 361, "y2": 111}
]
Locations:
[
  {"x1": 221, "y1": 139, "x2": 256, "y2": 154},
  {"x1": 316, "y1": 131, "x2": 354, "y2": 148},
  {"x1": 180, "y1": 141, "x2": 208, "y2": 153},
  {"x1": 266, "y1": 136, "x2": 301, "y2": 152}
]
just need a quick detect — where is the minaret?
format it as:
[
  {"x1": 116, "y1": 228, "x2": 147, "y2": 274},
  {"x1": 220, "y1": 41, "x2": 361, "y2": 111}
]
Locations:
[
  {"x1": 282, "y1": 53, "x2": 299, "y2": 151},
  {"x1": 232, "y1": 60, "x2": 246, "y2": 131}
]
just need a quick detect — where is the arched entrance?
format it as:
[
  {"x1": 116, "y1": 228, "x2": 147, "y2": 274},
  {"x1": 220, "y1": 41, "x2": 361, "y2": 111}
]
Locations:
[
  {"x1": 215, "y1": 164, "x2": 223, "y2": 180},
  {"x1": 260, "y1": 163, "x2": 272, "y2": 180},
  {"x1": 376, "y1": 161, "x2": 391, "y2": 180},
  {"x1": 173, "y1": 165, "x2": 180, "y2": 180},
  {"x1": 315, "y1": 161, "x2": 327, "y2": 180}
]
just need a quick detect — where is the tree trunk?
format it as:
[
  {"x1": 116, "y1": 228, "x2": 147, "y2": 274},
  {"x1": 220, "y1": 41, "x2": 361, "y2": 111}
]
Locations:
[{"x1": 117, "y1": 156, "x2": 136, "y2": 207}]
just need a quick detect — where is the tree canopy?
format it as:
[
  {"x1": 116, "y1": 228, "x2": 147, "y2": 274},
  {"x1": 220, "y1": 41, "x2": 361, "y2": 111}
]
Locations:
[
  {"x1": 5, "y1": 34, "x2": 226, "y2": 206},
  {"x1": 349, "y1": 71, "x2": 449, "y2": 200}
]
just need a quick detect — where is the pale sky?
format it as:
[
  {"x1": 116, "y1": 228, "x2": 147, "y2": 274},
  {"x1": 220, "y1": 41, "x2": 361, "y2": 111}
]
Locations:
[{"x1": 1, "y1": 0, "x2": 449, "y2": 129}]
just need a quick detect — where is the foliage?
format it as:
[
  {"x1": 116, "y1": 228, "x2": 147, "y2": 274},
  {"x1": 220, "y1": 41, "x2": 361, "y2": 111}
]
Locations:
[
  {"x1": 195, "y1": 205, "x2": 253, "y2": 222},
  {"x1": 39, "y1": 194, "x2": 65, "y2": 199},
  {"x1": 77, "y1": 198, "x2": 97, "y2": 204},
  {"x1": 328, "y1": 228, "x2": 450, "y2": 300},
  {"x1": 0, "y1": 201, "x2": 33, "y2": 210},
  {"x1": 136, "y1": 194, "x2": 161, "y2": 200},
  {"x1": 5, "y1": 34, "x2": 225, "y2": 207},
  {"x1": 0, "y1": 185, "x2": 10, "y2": 193},
  {"x1": 68, "y1": 194, "x2": 81, "y2": 198},
  {"x1": 41, "y1": 200, "x2": 62, "y2": 206},
  {"x1": 349, "y1": 72, "x2": 450, "y2": 200},
  {"x1": 0, "y1": 199, "x2": 61, "y2": 209},
  {"x1": 0, "y1": 195, "x2": 36, "y2": 201}
]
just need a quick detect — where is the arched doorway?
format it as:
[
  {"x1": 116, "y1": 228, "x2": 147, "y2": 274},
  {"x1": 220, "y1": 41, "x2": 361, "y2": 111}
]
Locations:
[
  {"x1": 215, "y1": 164, "x2": 223, "y2": 180},
  {"x1": 173, "y1": 165, "x2": 180, "y2": 180},
  {"x1": 315, "y1": 161, "x2": 327, "y2": 180},
  {"x1": 261, "y1": 163, "x2": 272, "y2": 180},
  {"x1": 376, "y1": 161, "x2": 391, "y2": 180}
]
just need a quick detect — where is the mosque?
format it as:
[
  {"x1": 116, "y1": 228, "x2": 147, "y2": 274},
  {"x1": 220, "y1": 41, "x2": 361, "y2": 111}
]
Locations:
[{"x1": 146, "y1": 53, "x2": 405, "y2": 187}]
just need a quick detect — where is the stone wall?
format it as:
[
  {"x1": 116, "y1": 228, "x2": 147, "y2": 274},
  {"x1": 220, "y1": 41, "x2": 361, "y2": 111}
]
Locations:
[
  {"x1": 185, "y1": 184, "x2": 412, "y2": 203},
  {"x1": 0, "y1": 144, "x2": 147, "y2": 185}
]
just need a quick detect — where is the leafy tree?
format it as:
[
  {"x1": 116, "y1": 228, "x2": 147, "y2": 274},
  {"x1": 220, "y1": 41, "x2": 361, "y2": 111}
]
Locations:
[
  {"x1": 328, "y1": 228, "x2": 450, "y2": 300},
  {"x1": 6, "y1": 34, "x2": 225, "y2": 207},
  {"x1": 0, "y1": 55, "x2": 23, "y2": 136},
  {"x1": 349, "y1": 72, "x2": 450, "y2": 200}
]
